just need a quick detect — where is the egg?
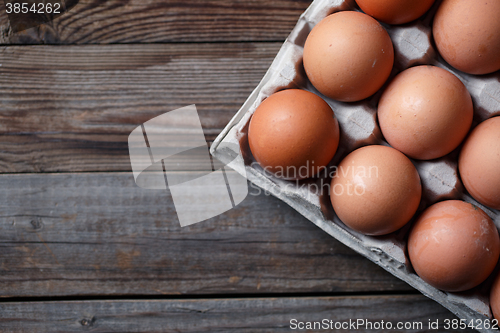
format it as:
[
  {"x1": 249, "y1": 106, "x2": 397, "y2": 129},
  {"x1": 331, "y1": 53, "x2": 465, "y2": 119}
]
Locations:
[
  {"x1": 433, "y1": 0, "x2": 500, "y2": 75},
  {"x1": 330, "y1": 145, "x2": 421, "y2": 236},
  {"x1": 378, "y1": 65, "x2": 473, "y2": 160},
  {"x1": 490, "y1": 272, "x2": 500, "y2": 320},
  {"x1": 303, "y1": 11, "x2": 394, "y2": 102},
  {"x1": 248, "y1": 89, "x2": 340, "y2": 180},
  {"x1": 355, "y1": 0, "x2": 436, "y2": 25},
  {"x1": 408, "y1": 200, "x2": 500, "y2": 292},
  {"x1": 459, "y1": 117, "x2": 500, "y2": 210}
]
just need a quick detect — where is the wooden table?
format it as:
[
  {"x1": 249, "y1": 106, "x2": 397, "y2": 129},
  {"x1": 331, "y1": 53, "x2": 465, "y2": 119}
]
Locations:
[{"x1": 0, "y1": 1, "x2": 473, "y2": 332}]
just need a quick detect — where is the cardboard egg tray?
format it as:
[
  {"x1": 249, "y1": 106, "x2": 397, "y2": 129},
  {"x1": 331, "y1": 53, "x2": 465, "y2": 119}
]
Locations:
[{"x1": 210, "y1": 0, "x2": 500, "y2": 330}]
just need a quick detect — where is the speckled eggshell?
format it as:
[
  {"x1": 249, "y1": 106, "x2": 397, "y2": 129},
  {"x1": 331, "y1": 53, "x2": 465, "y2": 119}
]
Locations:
[
  {"x1": 459, "y1": 116, "x2": 500, "y2": 210},
  {"x1": 303, "y1": 11, "x2": 394, "y2": 102},
  {"x1": 408, "y1": 200, "x2": 500, "y2": 292},
  {"x1": 330, "y1": 145, "x2": 422, "y2": 236},
  {"x1": 433, "y1": 0, "x2": 500, "y2": 75},
  {"x1": 378, "y1": 65, "x2": 473, "y2": 160},
  {"x1": 248, "y1": 89, "x2": 340, "y2": 180},
  {"x1": 355, "y1": 0, "x2": 436, "y2": 25}
]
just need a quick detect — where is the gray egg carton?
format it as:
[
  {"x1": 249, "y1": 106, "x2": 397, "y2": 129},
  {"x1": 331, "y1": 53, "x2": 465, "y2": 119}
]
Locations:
[{"x1": 210, "y1": 0, "x2": 500, "y2": 330}]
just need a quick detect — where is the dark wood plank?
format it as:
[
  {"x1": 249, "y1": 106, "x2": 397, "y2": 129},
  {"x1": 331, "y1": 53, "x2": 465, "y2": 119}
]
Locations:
[
  {"x1": 0, "y1": 172, "x2": 411, "y2": 297},
  {"x1": 0, "y1": 0, "x2": 310, "y2": 44},
  {"x1": 0, "y1": 295, "x2": 472, "y2": 333},
  {"x1": 0, "y1": 43, "x2": 279, "y2": 173}
]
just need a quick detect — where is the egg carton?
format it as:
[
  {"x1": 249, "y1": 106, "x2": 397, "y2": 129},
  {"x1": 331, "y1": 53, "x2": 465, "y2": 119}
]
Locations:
[{"x1": 210, "y1": 0, "x2": 500, "y2": 330}]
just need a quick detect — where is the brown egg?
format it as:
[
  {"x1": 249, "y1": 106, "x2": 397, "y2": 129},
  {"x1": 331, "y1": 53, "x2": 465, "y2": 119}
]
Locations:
[
  {"x1": 408, "y1": 200, "x2": 500, "y2": 292},
  {"x1": 330, "y1": 145, "x2": 421, "y2": 235},
  {"x1": 490, "y1": 272, "x2": 500, "y2": 320},
  {"x1": 303, "y1": 11, "x2": 394, "y2": 102},
  {"x1": 355, "y1": 0, "x2": 435, "y2": 25},
  {"x1": 459, "y1": 117, "x2": 500, "y2": 210},
  {"x1": 433, "y1": 0, "x2": 500, "y2": 75},
  {"x1": 248, "y1": 89, "x2": 340, "y2": 180},
  {"x1": 378, "y1": 65, "x2": 473, "y2": 160}
]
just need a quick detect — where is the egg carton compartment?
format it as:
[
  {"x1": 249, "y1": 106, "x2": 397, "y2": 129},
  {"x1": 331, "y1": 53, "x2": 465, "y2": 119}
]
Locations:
[{"x1": 210, "y1": 0, "x2": 500, "y2": 330}]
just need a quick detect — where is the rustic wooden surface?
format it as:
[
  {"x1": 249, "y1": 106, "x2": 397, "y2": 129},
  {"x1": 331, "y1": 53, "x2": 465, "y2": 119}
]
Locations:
[
  {"x1": 0, "y1": 43, "x2": 279, "y2": 173},
  {"x1": 0, "y1": 172, "x2": 412, "y2": 297},
  {"x1": 0, "y1": 296, "x2": 473, "y2": 333},
  {"x1": 0, "y1": 0, "x2": 466, "y2": 331},
  {"x1": 0, "y1": 0, "x2": 311, "y2": 44}
]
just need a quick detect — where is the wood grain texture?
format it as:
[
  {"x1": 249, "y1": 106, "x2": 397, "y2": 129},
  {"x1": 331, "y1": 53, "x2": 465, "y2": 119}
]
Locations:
[
  {"x1": 0, "y1": 295, "x2": 472, "y2": 333},
  {"x1": 0, "y1": 172, "x2": 411, "y2": 297},
  {"x1": 0, "y1": 0, "x2": 310, "y2": 44},
  {"x1": 0, "y1": 43, "x2": 279, "y2": 173}
]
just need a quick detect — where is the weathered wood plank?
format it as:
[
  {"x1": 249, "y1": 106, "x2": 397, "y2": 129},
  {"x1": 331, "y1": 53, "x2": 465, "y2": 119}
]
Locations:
[
  {"x1": 0, "y1": 172, "x2": 411, "y2": 297},
  {"x1": 0, "y1": 295, "x2": 472, "y2": 333},
  {"x1": 0, "y1": 0, "x2": 310, "y2": 44},
  {"x1": 0, "y1": 43, "x2": 279, "y2": 173}
]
